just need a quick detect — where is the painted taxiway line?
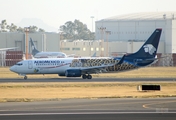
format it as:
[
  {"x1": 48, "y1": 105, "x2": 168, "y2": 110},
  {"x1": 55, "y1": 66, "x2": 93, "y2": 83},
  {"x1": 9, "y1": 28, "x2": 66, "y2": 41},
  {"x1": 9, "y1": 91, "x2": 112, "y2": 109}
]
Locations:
[{"x1": 0, "y1": 112, "x2": 176, "y2": 116}]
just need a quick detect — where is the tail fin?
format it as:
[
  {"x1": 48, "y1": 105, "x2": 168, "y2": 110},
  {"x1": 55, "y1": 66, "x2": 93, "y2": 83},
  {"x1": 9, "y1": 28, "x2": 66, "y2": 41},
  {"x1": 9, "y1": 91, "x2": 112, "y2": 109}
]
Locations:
[
  {"x1": 30, "y1": 38, "x2": 39, "y2": 56},
  {"x1": 127, "y1": 28, "x2": 162, "y2": 58},
  {"x1": 92, "y1": 52, "x2": 96, "y2": 57}
]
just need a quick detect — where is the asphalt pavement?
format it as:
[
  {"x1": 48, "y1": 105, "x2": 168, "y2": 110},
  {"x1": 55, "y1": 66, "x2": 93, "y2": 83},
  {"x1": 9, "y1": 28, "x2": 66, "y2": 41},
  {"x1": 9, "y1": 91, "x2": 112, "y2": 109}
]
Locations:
[
  {"x1": 0, "y1": 97, "x2": 176, "y2": 120},
  {"x1": 0, "y1": 77, "x2": 176, "y2": 83}
]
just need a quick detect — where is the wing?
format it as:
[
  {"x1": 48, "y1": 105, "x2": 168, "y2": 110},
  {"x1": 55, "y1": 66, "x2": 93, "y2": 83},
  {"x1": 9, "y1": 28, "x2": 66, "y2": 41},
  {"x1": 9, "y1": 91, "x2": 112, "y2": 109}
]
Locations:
[
  {"x1": 80, "y1": 55, "x2": 126, "y2": 74},
  {"x1": 80, "y1": 64, "x2": 114, "y2": 74}
]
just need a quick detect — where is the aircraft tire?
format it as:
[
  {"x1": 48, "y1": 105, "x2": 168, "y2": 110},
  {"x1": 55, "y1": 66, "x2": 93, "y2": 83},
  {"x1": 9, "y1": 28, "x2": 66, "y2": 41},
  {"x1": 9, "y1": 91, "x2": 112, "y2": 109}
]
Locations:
[
  {"x1": 82, "y1": 74, "x2": 87, "y2": 79},
  {"x1": 24, "y1": 76, "x2": 27, "y2": 80},
  {"x1": 87, "y1": 75, "x2": 92, "y2": 79}
]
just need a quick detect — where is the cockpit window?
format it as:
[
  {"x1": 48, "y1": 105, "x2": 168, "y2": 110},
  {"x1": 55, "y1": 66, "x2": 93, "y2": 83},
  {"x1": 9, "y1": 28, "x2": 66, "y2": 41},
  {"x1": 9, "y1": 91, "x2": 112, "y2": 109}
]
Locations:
[{"x1": 16, "y1": 63, "x2": 23, "y2": 66}]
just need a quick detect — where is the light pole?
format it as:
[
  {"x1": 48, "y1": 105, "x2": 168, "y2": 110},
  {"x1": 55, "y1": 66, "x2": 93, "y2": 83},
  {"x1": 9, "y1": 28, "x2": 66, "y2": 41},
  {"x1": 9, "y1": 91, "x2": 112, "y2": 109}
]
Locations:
[
  {"x1": 90, "y1": 16, "x2": 94, "y2": 32},
  {"x1": 90, "y1": 16, "x2": 94, "y2": 57},
  {"x1": 24, "y1": 27, "x2": 29, "y2": 59},
  {"x1": 58, "y1": 29, "x2": 64, "y2": 52},
  {"x1": 98, "y1": 26, "x2": 106, "y2": 57},
  {"x1": 105, "y1": 31, "x2": 111, "y2": 57},
  {"x1": 59, "y1": 32, "x2": 63, "y2": 52}
]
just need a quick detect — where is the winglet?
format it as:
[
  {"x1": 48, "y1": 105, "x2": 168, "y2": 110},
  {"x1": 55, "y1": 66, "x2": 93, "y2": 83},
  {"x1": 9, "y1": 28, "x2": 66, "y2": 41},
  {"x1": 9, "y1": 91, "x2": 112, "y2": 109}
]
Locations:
[{"x1": 92, "y1": 52, "x2": 96, "y2": 57}]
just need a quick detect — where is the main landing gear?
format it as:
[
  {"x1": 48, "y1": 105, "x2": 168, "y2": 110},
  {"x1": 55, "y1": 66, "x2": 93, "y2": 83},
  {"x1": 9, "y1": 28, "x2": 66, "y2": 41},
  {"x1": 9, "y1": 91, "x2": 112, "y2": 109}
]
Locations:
[
  {"x1": 24, "y1": 76, "x2": 28, "y2": 80},
  {"x1": 82, "y1": 74, "x2": 92, "y2": 79}
]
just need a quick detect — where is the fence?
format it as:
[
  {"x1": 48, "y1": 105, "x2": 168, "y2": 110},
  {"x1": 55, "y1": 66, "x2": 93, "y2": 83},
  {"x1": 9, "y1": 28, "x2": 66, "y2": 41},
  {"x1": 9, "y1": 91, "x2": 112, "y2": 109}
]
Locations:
[{"x1": 0, "y1": 51, "x2": 23, "y2": 67}]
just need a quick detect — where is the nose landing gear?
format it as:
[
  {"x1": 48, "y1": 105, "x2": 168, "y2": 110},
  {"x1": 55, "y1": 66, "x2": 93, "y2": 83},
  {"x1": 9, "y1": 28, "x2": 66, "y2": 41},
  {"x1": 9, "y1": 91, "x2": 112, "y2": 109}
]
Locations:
[{"x1": 18, "y1": 74, "x2": 28, "y2": 80}]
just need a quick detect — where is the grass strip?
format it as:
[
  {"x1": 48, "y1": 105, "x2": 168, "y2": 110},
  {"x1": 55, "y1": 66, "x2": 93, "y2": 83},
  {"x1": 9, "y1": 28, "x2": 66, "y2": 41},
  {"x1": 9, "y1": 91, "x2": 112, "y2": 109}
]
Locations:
[{"x1": 0, "y1": 82, "x2": 176, "y2": 102}]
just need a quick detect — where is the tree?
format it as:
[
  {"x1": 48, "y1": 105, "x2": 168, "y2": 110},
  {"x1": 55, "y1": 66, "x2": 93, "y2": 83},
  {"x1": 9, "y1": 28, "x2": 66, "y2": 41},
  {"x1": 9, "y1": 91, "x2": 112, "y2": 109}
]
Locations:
[
  {"x1": 8, "y1": 23, "x2": 17, "y2": 32},
  {"x1": 17, "y1": 27, "x2": 24, "y2": 32},
  {"x1": 59, "y1": 21, "x2": 75, "y2": 40},
  {"x1": 0, "y1": 19, "x2": 47, "y2": 33},
  {"x1": 59, "y1": 19, "x2": 95, "y2": 40},
  {"x1": 38, "y1": 28, "x2": 45, "y2": 32},
  {"x1": 28, "y1": 26, "x2": 38, "y2": 33},
  {"x1": 0, "y1": 20, "x2": 7, "y2": 32}
]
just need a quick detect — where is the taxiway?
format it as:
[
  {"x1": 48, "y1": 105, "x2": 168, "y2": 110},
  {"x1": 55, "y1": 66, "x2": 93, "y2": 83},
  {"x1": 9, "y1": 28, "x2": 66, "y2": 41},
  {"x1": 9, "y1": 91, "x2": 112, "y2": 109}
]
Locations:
[{"x1": 0, "y1": 97, "x2": 175, "y2": 120}]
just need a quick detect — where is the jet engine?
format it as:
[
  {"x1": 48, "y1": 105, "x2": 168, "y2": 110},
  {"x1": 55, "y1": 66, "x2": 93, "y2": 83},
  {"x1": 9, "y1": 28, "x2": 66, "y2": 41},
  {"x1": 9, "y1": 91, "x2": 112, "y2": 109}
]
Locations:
[{"x1": 65, "y1": 69, "x2": 82, "y2": 77}]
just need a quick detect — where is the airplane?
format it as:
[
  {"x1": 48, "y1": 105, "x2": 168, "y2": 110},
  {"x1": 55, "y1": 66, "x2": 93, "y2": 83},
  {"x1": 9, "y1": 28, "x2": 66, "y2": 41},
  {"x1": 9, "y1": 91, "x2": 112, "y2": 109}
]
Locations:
[
  {"x1": 0, "y1": 47, "x2": 18, "y2": 51},
  {"x1": 30, "y1": 38, "x2": 68, "y2": 58},
  {"x1": 30, "y1": 37, "x2": 96, "y2": 58},
  {"x1": 10, "y1": 29, "x2": 162, "y2": 80}
]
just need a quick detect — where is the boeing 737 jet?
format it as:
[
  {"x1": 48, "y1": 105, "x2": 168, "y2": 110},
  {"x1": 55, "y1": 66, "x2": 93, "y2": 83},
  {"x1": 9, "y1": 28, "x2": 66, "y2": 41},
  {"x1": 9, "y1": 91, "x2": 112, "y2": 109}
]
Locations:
[
  {"x1": 30, "y1": 38, "x2": 96, "y2": 58},
  {"x1": 30, "y1": 38, "x2": 67, "y2": 58},
  {"x1": 0, "y1": 47, "x2": 18, "y2": 51},
  {"x1": 10, "y1": 29, "x2": 162, "y2": 79}
]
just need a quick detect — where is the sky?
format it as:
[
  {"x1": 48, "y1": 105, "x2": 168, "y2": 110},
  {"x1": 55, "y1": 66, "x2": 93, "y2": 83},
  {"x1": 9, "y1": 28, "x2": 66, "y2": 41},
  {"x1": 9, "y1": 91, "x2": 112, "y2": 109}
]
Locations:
[{"x1": 0, "y1": 0, "x2": 176, "y2": 32}]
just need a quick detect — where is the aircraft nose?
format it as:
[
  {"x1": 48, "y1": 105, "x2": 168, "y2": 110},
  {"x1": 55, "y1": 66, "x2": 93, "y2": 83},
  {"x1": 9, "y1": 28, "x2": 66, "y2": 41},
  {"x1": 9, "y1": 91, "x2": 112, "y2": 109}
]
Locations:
[{"x1": 10, "y1": 66, "x2": 16, "y2": 72}]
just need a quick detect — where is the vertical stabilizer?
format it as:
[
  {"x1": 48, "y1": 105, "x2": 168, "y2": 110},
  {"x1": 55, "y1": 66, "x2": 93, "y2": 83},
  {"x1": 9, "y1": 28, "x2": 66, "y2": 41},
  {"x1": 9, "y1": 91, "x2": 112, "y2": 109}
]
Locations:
[
  {"x1": 127, "y1": 29, "x2": 162, "y2": 59},
  {"x1": 30, "y1": 38, "x2": 40, "y2": 56}
]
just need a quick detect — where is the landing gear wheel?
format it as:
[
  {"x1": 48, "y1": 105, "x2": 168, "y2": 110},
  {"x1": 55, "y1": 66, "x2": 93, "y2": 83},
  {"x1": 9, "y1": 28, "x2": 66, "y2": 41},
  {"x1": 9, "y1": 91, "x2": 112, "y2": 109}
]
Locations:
[
  {"x1": 82, "y1": 74, "x2": 87, "y2": 79},
  {"x1": 87, "y1": 74, "x2": 92, "y2": 79},
  {"x1": 24, "y1": 76, "x2": 27, "y2": 80}
]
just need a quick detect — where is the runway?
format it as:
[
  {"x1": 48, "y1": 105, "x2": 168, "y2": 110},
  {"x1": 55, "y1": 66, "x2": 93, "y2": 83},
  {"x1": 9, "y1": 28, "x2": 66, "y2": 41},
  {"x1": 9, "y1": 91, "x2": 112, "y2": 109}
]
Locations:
[
  {"x1": 0, "y1": 97, "x2": 176, "y2": 120},
  {"x1": 0, "y1": 77, "x2": 176, "y2": 82}
]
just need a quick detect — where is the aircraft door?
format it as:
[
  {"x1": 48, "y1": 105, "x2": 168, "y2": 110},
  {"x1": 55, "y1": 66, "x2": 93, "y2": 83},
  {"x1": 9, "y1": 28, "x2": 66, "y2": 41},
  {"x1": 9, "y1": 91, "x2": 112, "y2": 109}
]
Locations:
[{"x1": 28, "y1": 61, "x2": 33, "y2": 69}]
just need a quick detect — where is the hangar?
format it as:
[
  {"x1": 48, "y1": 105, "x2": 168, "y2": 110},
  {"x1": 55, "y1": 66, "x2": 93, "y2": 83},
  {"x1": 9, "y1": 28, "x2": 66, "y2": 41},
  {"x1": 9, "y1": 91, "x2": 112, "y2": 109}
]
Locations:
[{"x1": 95, "y1": 11, "x2": 176, "y2": 54}]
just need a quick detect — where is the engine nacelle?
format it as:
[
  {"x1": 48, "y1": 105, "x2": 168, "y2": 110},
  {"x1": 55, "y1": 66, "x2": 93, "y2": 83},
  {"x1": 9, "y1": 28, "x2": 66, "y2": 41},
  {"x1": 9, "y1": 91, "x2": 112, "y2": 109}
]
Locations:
[
  {"x1": 58, "y1": 73, "x2": 65, "y2": 76},
  {"x1": 65, "y1": 69, "x2": 81, "y2": 77}
]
